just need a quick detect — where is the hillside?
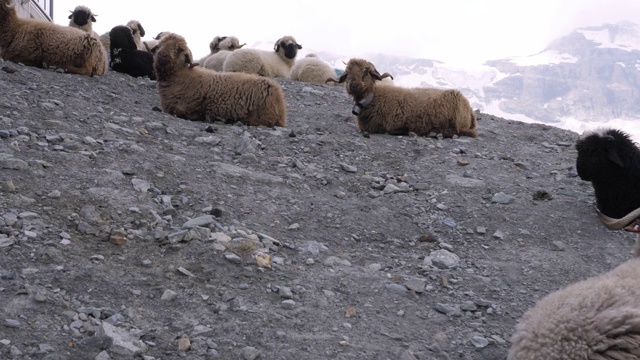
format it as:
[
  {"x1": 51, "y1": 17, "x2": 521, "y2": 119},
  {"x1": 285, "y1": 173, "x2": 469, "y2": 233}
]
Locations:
[{"x1": 0, "y1": 59, "x2": 634, "y2": 360}]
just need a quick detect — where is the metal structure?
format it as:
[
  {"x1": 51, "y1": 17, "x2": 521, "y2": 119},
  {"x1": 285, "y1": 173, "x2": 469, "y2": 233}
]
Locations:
[{"x1": 15, "y1": 0, "x2": 52, "y2": 21}]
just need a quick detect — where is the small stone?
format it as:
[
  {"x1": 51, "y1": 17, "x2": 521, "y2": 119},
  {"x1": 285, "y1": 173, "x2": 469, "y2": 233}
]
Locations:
[
  {"x1": 470, "y1": 335, "x2": 490, "y2": 348},
  {"x1": 385, "y1": 283, "x2": 408, "y2": 295},
  {"x1": 491, "y1": 192, "x2": 514, "y2": 204},
  {"x1": 241, "y1": 346, "x2": 262, "y2": 360},
  {"x1": 177, "y1": 337, "x2": 191, "y2": 352},
  {"x1": 405, "y1": 277, "x2": 427, "y2": 293},
  {"x1": 476, "y1": 226, "x2": 487, "y2": 234},
  {"x1": 435, "y1": 303, "x2": 462, "y2": 317},
  {"x1": 551, "y1": 241, "x2": 566, "y2": 251},
  {"x1": 282, "y1": 300, "x2": 296, "y2": 309},
  {"x1": 428, "y1": 249, "x2": 460, "y2": 269},
  {"x1": 4, "y1": 319, "x2": 20, "y2": 328},
  {"x1": 457, "y1": 159, "x2": 470, "y2": 166},
  {"x1": 161, "y1": 290, "x2": 177, "y2": 301},
  {"x1": 278, "y1": 287, "x2": 294, "y2": 299},
  {"x1": 339, "y1": 163, "x2": 357, "y2": 173},
  {"x1": 492, "y1": 230, "x2": 504, "y2": 240}
]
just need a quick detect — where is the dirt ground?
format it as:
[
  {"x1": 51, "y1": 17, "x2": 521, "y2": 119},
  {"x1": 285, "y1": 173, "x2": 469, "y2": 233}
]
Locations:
[{"x1": 0, "y1": 59, "x2": 634, "y2": 360}]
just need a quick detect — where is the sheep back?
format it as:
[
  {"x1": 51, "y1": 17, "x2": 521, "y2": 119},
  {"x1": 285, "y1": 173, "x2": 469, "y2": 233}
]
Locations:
[
  {"x1": 203, "y1": 50, "x2": 232, "y2": 71},
  {"x1": 154, "y1": 34, "x2": 286, "y2": 128},
  {"x1": 575, "y1": 129, "x2": 640, "y2": 218},
  {"x1": 0, "y1": 5, "x2": 106, "y2": 76},
  {"x1": 223, "y1": 35, "x2": 301, "y2": 78},
  {"x1": 508, "y1": 256, "x2": 640, "y2": 360},
  {"x1": 290, "y1": 55, "x2": 338, "y2": 85}
]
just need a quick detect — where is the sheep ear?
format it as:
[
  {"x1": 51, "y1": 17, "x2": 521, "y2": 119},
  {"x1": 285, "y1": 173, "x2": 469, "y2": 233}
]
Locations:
[
  {"x1": 138, "y1": 24, "x2": 146, "y2": 37},
  {"x1": 91, "y1": 15, "x2": 97, "y2": 22},
  {"x1": 607, "y1": 147, "x2": 624, "y2": 167},
  {"x1": 68, "y1": 12, "x2": 73, "y2": 19},
  {"x1": 369, "y1": 68, "x2": 383, "y2": 81},
  {"x1": 273, "y1": 40, "x2": 280, "y2": 52}
]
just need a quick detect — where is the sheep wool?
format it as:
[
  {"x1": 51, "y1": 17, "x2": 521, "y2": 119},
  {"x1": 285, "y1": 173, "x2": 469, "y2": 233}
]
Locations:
[
  {"x1": 0, "y1": 0, "x2": 107, "y2": 76},
  {"x1": 508, "y1": 256, "x2": 640, "y2": 360},
  {"x1": 223, "y1": 35, "x2": 302, "y2": 78},
  {"x1": 575, "y1": 128, "x2": 640, "y2": 220},
  {"x1": 200, "y1": 36, "x2": 245, "y2": 66},
  {"x1": 154, "y1": 33, "x2": 286, "y2": 128},
  {"x1": 329, "y1": 58, "x2": 477, "y2": 138},
  {"x1": 290, "y1": 54, "x2": 339, "y2": 86}
]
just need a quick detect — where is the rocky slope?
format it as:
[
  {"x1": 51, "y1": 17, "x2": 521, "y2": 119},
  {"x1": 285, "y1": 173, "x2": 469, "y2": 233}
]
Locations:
[{"x1": 0, "y1": 59, "x2": 634, "y2": 360}]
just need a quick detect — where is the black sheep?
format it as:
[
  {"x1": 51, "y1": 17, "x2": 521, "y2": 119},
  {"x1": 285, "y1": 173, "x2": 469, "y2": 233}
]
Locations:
[
  {"x1": 575, "y1": 128, "x2": 640, "y2": 219},
  {"x1": 109, "y1": 25, "x2": 156, "y2": 80}
]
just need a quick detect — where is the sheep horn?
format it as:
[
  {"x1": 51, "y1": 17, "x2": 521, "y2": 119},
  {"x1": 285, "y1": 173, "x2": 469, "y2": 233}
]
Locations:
[
  {"x1": 189, "y1": 62, "x2": 200, "y2": 69},
  {"x1": 597, "y1": 207, "x2": 640, "y2": 230},
  {"x1": 380, "y1": 72, "x2": 394, "y2": 80},
  {"x1": 325, "y1": 78, "x2": 339, "y2": 84}
]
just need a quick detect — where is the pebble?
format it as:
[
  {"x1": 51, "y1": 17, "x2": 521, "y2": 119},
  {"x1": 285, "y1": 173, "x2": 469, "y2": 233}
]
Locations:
[
  {"x1": 470, "y1": 335, "x2": 490, "y2": 348},
  {"x1": 428, "y1": 249, "x2": 460, "y2": 269},
  {"x1": 278, "y1": 286, "x2": 294, "y2": 299},
  {"x1": 551, "y1": 240, "x2": 566, "y2": 251},
  {"x1": 242, "y1": 346, "x2": 262, "y2": 360},
  {"x1": 161, "y1": 290, "x2": 177, "y2": 301},
  {"x1": 177, "y1": 337, "x2": 191, "y2": 352},
  {"x1": 339, "y1": 163, "x2": 358, "y2": 173},
  {"x1": 492, "y1": 192, "x2": 515, "y2": 204},
  {"x1": 3, "y1": 319, "x2": 20, "y2": 328},
  {"x1": 385, "y1": 283, "x2": 408, "y2": 295},
  {"x1": 281, "y1": 300, "x2": 296, "y2": 309}
]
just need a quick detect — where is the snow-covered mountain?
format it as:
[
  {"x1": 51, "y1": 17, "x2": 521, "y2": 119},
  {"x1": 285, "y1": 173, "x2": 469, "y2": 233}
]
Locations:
[{"x1": 315, "y1": 22, "x2": 640, "y2": 140}]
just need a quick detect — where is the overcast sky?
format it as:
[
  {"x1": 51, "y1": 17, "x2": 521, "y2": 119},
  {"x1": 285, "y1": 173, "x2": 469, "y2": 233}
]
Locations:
[{"x1": 54, "y1": 0, "x2": 640, "y2": 67}]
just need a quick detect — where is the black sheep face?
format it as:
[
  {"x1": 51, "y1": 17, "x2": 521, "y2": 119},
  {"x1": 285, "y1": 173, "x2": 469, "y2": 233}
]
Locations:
[
  {"x1": 68, "y1": 8, "x2": 95, "y2": 26},
  {"x1": 109, "y1": 25, "x2": 137, "y2": 53},
  {"x1": 274, "y1": 36, "x2": 302, "y2": 60},
  {"x1": 575, "y1": 129, "x2": 631, "y2": 181}
]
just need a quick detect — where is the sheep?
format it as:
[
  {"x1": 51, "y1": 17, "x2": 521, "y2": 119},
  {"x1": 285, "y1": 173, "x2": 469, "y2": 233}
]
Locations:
[
  {"x1": 109, "y1": 25, "x2": 155, "y2": 80},
  {"x1": 0, "y1": 0, "x2": 107, "y2": 77},
  {"x1": 142, "y1": 31, "x2": 170, "y2": 53},
  {"x1": 508, "y1": 255, "x2": 640, "y2": 360},
  {"x1": 199, "y1": 36, "x2": 245, "y2": 66},
  {"x1": 153, "y1": 33, "x2": 286, "y2": 128},
  {"x1": 575, "y1": 129, "x2": 640, "y2": 227},
  {"x1": 100, "y1": 20, "x2": 146, "y2": 53},
  {"x1": 68, "y1": 5, "x2": 100, "y2": 39},
  {"x1": 327, "y1": 58, "x2": 477, "y2": 138},
  {"x1": 222, "y1": 35, "x2": 302, "y2": 78},
  {"x1": 290, "y1": 53, "x2": 340, "y2": 86}
]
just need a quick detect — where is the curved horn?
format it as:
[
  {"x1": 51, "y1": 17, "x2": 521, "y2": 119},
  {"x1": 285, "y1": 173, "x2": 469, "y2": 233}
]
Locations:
[
  {"x1": 597, "y1": 207, "x2": 640, "y2": 230},
  {"x1": 380, "y1": 72, "x2": 394, "y2": 80}
]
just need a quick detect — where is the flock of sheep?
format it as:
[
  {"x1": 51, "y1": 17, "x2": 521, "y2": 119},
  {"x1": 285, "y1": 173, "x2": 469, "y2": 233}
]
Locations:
[{"x1": 3, "y1": 1, "x2": 640, "y2": 358}]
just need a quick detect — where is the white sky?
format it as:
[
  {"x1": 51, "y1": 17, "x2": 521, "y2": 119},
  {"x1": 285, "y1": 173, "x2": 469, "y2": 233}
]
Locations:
[{"x1": 53, "y1": 0, "x2": 640, "y2": 67}]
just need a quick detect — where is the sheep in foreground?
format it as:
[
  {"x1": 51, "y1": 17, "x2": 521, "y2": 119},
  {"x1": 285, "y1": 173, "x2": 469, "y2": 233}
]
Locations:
[
  {"x1": 200, "y1": 36, "x2": 245, "y2": 66},
  {"x1": 576, "y1": 129, "x2": 640, "y2": 228},
  {"x1": 100, "y1": 20, "x2": 146, "y2": 53},
  {"x1": 290, "y1": 53, "x2": 339, "y2": 86},
  {"x1": 0, "y1": 0, "x2": 107, "y2": 76},
  {"x1": 327, "y1": 58, "x2": 477, "y2": 138},
  {"x1": 222, "y1": 35, "x2": 302, "y2": 78},
  {"x1": 109, "y1": 25, "x2": 155, "y2": 80},
  {"x1": 154, "y1": 33, "x2": 286, "y2": 128},
  {"x1": 68, "y1": 5, "x2": 100, "y2": 39},
  {"x1": 508, "y1": 256, "x2": 640, "y2": 360}
]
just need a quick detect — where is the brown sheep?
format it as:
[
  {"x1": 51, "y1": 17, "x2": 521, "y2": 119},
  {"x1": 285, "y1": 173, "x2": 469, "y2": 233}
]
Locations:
[
  {"x1": 0, "y1": 0, "x2": 107, "y2": 77},
  {"x1": 327, "y1": 58, "x2": 477, "y2": 138},
  {"x1": 153, "y1": 33, "x2": 286, "y2": 128}
]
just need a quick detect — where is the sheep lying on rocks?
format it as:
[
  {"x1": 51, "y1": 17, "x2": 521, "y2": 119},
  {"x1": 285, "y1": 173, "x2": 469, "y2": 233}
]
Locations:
[
  {"x1": 327, "y1": 58, "x2": 477, "y2": 138},
  {"x1": 201, "y1": 36, "x2": 246, "y2": 71},
  {"x1": 508, "y1": 255, "x2": 640, "y2": 360},
  {"x1": 154, "y1": 33, "x2": 286, "y2": 128},
  {"x1": 290, "y1": 53, "x2": 339, "y2": 86},
  {"x1": 68, "y1": 5, "x2": 99, "y2": 39},
  {"x1": 109, "y1": 25, "x2": 155, "y2": 80},
  {"x1": 100, "y1": 20, "x2": 146, "y2": 53},
  {"x1": 576, "y1": 129, "x2": 640, "y2": 229},
  {"x1": 223, "y1": 35, "x2": 302, "y2": 78},
  {"x1": 0, "y1": 0, "x2": 107, "y2": 76}
]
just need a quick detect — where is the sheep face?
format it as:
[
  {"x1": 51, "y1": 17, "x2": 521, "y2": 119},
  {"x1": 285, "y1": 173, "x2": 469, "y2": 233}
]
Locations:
[
  {"x1": 575, "y1": 129, "x2": 630, "y2": 182},
  {"x1": 126, "y1": 20, "x2": 145, "y2": 38},
  {"x1": 110, "y1": 25, "x2": 137, "y2": 53},
  {"x1": 335, "y1": 58, "x2": 391, "y2": 102},
  {"x1": 274, "y1": 36, "x2": 302, "y2": 60},
  {"x1": 68, "y1": 6, "x2": 96, "y2": 26},
  {"x1": 154, "y1": 34, "x2": 196, "y2": 80}
]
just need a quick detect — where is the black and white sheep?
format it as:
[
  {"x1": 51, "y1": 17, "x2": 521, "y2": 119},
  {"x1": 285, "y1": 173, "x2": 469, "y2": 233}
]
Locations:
[
  {"x1": 508, "y1": 255, "x2": 640, "y2": 359},
  {"x1": 0, "y1": 0, "x2": 107, "y2": 76},
  {"x1": 222, "y1": 35, "x2": 302, "y2": 78},
  {"x1": 100, "y1": 20, "x2": 146, "y2": 53},
  {"x1": 327, "y1": 58, "x2": 477, "y2": 138},
  {"x1": 290, "y1": 53, "x2": 339, "y2": 86},
  {"x1": 109, "y1": 25, "x2": 155, "y2": 80},
  {"x1": 68, "y1": 5, "x2": 100, "y2": 39},
  {"x1": 153, "y1": 33, "x2": 286, "y2": 128},
  {"x1": 198, "y1": 36, "x2": 247, "y2": 67},
  {"x1": 576, "y1": 129, "x2": 640, "y2": 228},
  {"x1": 201, "y1": 36, "x2": 246, "y2": 71}
]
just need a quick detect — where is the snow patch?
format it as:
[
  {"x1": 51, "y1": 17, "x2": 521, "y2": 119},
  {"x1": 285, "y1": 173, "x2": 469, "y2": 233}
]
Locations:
[{"x1": 508, "y1": 50, "x2": 578, "y2": 66}]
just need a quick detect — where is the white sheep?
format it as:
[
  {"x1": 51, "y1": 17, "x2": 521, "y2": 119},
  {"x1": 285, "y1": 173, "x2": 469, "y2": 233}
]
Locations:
[
  {"x1": 508, "y1": 256, "x2": 640, "y2": 359},
  {"x1": 222, "y1": 35, "x2": 302, "y2": 78},
  {"x1": 0, "y1": 0, "x2": 107, "y2": 76},
  {"x1": 67, "y1": 5, "x2": 100, "y2": 39},
  {"x1": 142, "y1": 31, "x2": 170, "y2": 53},
  {"x1": 327, "y1": 58, "x2": 477, "y2": 138},
  {"x1": 154, "y1": 33, "x2": 286, "y2": 128},
  {"x1": 199, "y1": 36, "x2": 245, "y2": 66},
  {"x1": 290, "y1": 53, "x2": 339, "y2": 86}
]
